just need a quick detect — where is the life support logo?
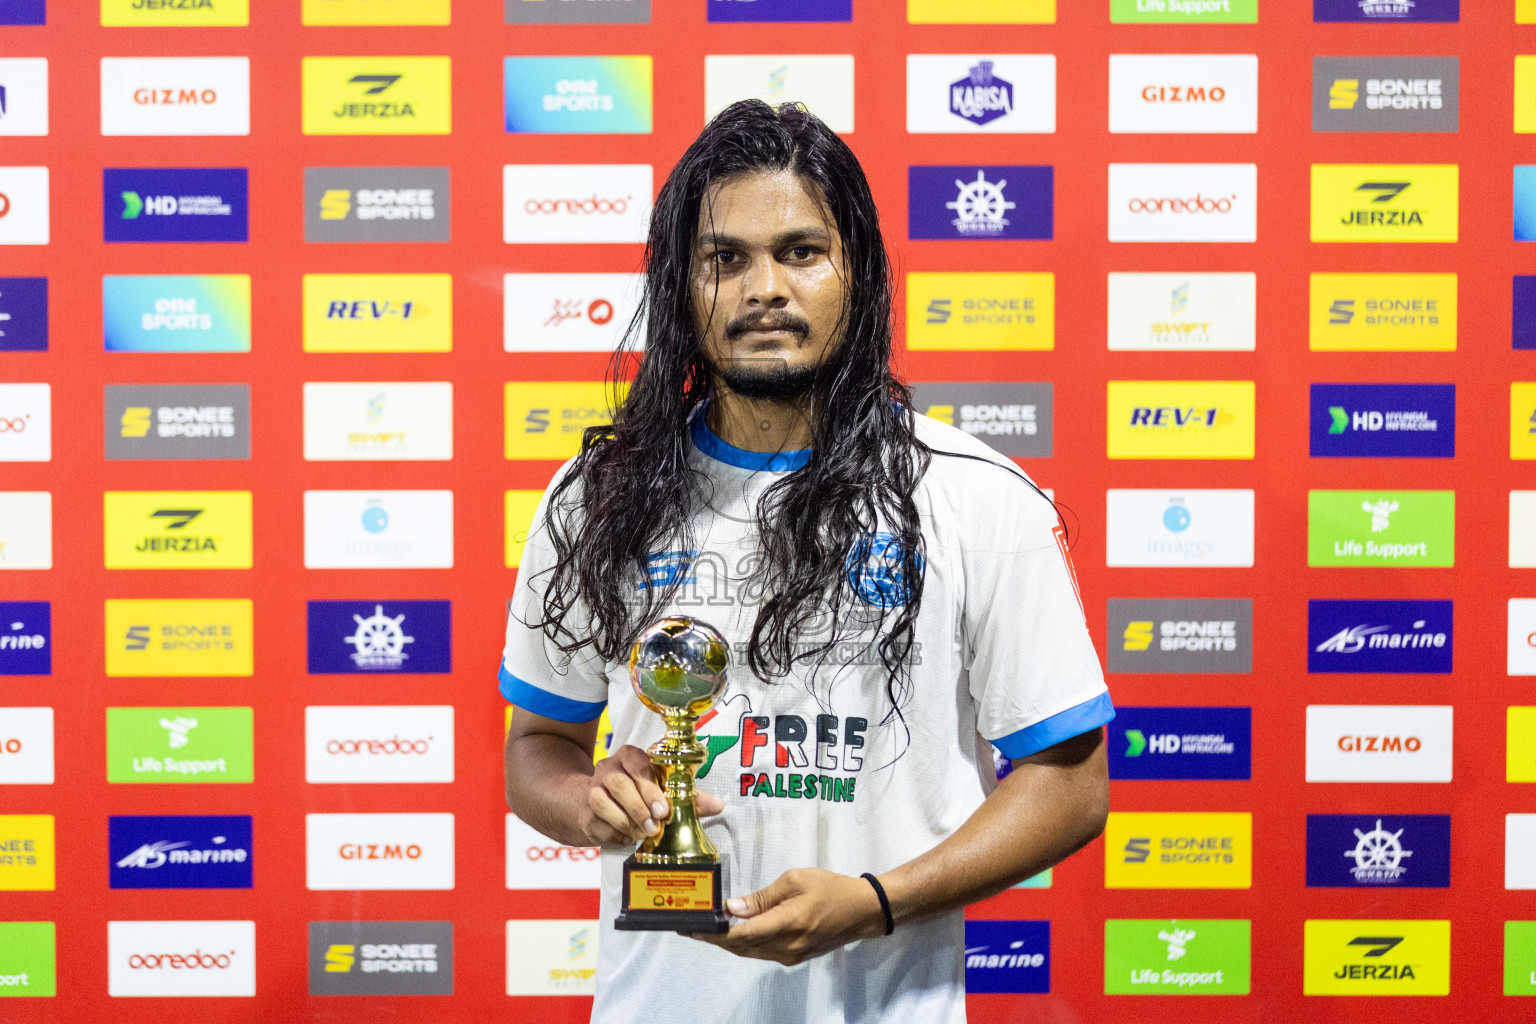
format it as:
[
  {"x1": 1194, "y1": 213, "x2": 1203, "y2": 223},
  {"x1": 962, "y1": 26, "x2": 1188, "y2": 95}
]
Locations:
[{"x1": 845, "y1": 532, "x2": 924, "y2": 608}]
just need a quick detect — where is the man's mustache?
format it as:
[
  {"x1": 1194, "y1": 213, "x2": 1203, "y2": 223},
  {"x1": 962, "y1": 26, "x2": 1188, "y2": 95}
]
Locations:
[{"x1": 724, "y1": 312, "x2": 811, "y2": 340}]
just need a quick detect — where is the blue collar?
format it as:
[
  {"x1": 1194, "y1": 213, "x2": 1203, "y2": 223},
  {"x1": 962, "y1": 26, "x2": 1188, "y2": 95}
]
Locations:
[{"x1": 690, "y1": 412, "x2": 812, "y2": 472}]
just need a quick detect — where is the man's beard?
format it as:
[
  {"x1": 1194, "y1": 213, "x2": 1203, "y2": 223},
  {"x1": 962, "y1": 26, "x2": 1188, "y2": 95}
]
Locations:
[{"x1": 710, "y1": 355, "x2": 821, "y2": 401}]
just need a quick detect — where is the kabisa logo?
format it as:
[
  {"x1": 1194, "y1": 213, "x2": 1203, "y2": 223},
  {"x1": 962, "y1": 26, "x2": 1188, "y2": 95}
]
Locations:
[
  {"x1": 0, "y1": 277, "x2": 47, "y2": 351},
  {"x1": 309, "y1": 921, "x2": 453, "y2": 996},
  {"x1": 845, "y1": 532, "x2": 924, "y2": 609},
  {"x1": 1313, "y1": 57, "x2": 1457, "y2": 133},
  {"x1": 104, "y1": 491, "x2": 253, "y2": 570},
  {"x1": 905, "y1": 55, "x2": 1054, "y2": 134},
  {"x1": 1108, "y1": 598, "x2": 1252, "y2": 674},
  {"x1": 503, "y1": 56, "x2": 652, "y2": 134},
  {"x1": 301, "y1": 57, "x2": 450, "y2": 135},
  {"x1": 1109, "y1": 706, "x2": 1251, "y2": 781},
  {"x1": 1314, "y1": 0, "x2": 1459, "y2": 20},
  {"x1": 0, "y1": 58, "x2": 49, "y2": 136},
  {"x1": 1104, "y1": 918, "x2": 1251, "y2": 995},
  {"x1": 693, "y1": 691, "x2": 869, "y2": 806},
  {"x1": 911, "y1": 382, "x2": 1053, "y2": 457},
  {"x1": 1303, "y1": 920, "x2": 1450, "y2": 996},
  {"x1": 963, "y1": 921, "x2": 1049, "y2": 994},
  {"x1": 1309, "y1": 272, "x2": 1456, "y2": 351},
  {"x1": 101, "y1": 0, "x2": 249, "y2": 26},
  {"x1": 109, "y1": 815, "x2": 253, "y2": 889},
  {"x1": 104, "y1": 168, "x2": 247, "y2": 243},
  {"x1": 1306, "y1": 815, "x2": 1450, "y2": 888},
  {"x1": 1105, "y1": 812, "x2": 1252, "y2": 889},
  {"x1": 1307, "y1": 490, "x2": 1455, "y2": 568},
  {"x1": 707, "y1": 0, "x2": 852, "y2": 23},
  {"x1": 1310, "y1": 383, "x2": 1454, "y2": 458},
  {"x1": 105, "y1": 385, "x2": 251, "y2": 460},
  {"x1": 1308, "y1": 600, "x2": 1452, "y2": 674},
  {"x1": 1107, "y1": 163, "x2": 1256, "y2": 242},
  {"x1": 105, "y1": 706, "x2": 254, "y2": 784},
  {"x1": 908, "y1": 165, "x2": 1053, "y2": 241},
  {"x1": 0, "y1": 601, "x2": 49, "y2": 675},
  {"x1": 504, "y1": 0, "x2": 651, "y2": 23},
  {"x1": 950, "y1": 61, "x2": 1013, "y2": 126},
  {"x1": 107, "y1": 920, "x2": 256, "y2": 998},
  {"x1": 307, "y1": 600, "x2": 451, "y2": 674},
  {"x1": 304, "y1": 167, "x2": 449, "y2": 243},
  {"x1": 1310, "y1": 164, "x2": 1458, "y2": 243}
]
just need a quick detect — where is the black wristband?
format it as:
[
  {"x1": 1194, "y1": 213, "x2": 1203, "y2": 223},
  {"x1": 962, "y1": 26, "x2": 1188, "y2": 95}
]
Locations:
[{"x1": 860, "y1": 872, "x2": 894, "y2": 936}]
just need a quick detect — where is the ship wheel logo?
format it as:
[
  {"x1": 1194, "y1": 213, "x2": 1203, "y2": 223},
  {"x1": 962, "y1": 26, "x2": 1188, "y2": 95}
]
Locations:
[
  {"x1": 1343, "y1": 819, "x2": 1411, "y2": 883},
  {"x1": 344, "y1": 604, "x2": 414, "y2": 670},
  {"x1": 946, "y1": 170, "x2": 1015, "y2": 236}
]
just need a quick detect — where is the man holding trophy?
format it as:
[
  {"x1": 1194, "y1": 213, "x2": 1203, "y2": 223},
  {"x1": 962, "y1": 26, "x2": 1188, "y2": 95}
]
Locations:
[{"x1": 502, "y1": 100, "x2": 1113, "y2": 1024}]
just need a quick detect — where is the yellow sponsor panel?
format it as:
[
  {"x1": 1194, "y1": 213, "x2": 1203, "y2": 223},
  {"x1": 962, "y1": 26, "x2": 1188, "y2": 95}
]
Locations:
[
  {"x1": 303, "y1": 274, "x2": 453, "y2": 353},
  {"x1": 105, "y1": 599, "x2": 254, "y2": 677},
  {"x1": 505, "y1": 490, "x2": 543, "y2": 568},
  {"x1": 302, "y1": 0, "x2": 450, "y2": 25},
  {"x1": 1103, "y1": 812, "x2": 1252, "y2": 889},
  {"x1": 102, "y1": 0, "x2": 247, "y2": 25},
  {"x1": 1308, "y1": 273, "x2": 1457, "y2": 352},
  {"x1": 302, "y1": 56, "x2": 452, "y2": 136},
  {"x1": 504, "y1": 382, "x2": 624, "y2": 461},
  {"x1": 104, "y1": 492, "x2": 253, "y2": 570},
  {"x1": 1310, "y1": 164, "x2": 1458, "y2": 243},
  {"x1": 1106, "y1": 381, "x2": 1255, "y2": 460},
  {"x1": 1523, "y1": 0, "x2": 1536, "y2": 24},
  {"x1": 1517, "y1": 58, "x2": 1536, "y2": 133},
  {"x1": 905, "y1": 273, "x2": 1054, "y2": 352},
  {"x1": 1303, "y1": 920, "x2": 1450, "y2": 996},
  {"x1": 1515, "y1": 384, "x2": 1536, "y2": 459},
  {"x1": 908, "y1": 0, "x2": 1054, "y2": 23},
  {"x1": 0, "y1": 815, "x2": 54, "y2": 891},
  {"x1": 1509, "y1": 708, "x2": 1536, "y2": 782}
]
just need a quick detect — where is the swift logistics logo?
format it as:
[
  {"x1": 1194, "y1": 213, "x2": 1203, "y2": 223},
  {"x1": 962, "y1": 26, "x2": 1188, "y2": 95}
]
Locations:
[
  {"x1": 905, "y1": 272, "x2": 1054, "y2": 351},
  {"x1": 0, "y1": 921, "x2": 54, "y2": 997},
  {"x1": 302, "y1": 382, "x2": 453, "y2": 461},
  {"x1": 1313, "y1": 57, "x2": 1457, "y2": 133},
  {"x1": 1105, "y1": 489, "x2": 1255, "y2": 567},
  {"x1": 304, "y1": 273, "x2": 451, "y2": 352},
  {"x1": 1305, "y1": 704, "x2": 1453, "y2": 783},
  {"x1": 504, "y1": 815, "x2": 600, "y2": 890},
  {"x1": 905, "y1": 55, "x2": 1056, "y2": 134},
  {"x1": 307, "y1": 705, "x2": 454, "y2": 784},
  {"x1": 1307, "y1": 490, "x2": 1454, "y2": 567},
  {"x1": 1106, "y1": 380, "x2": 1255, "y2": 459},
  {"x1": 504, "y1": 56, "x2": 652, "y2": 134},
  {"x1": 1308, "y1": 600, "x2": 1452, "y2": 674},
  {"x1": 1314, "y1": 0, "x2": 1458, "y2": 19},
  {"x1": 1310, "y1": 383, "x2": 1454, "y2": 458},
  {"x1": 1106, "y1": 273, "x2": 1255, "y2": 351},
  {"x1": 963, "y1": 921, "x2": 1049, "y2": 994},
  {"x1": 503, "y1": 272, "x2": 644, "y2": 353},
  {"x1": 908, "y1": 165, "x2": 1053, "y2": 240},
  {"x1": 910, "y1": 382, "x2": 1053, "y2": 458},
  {"x1": 309, "y1": 920, "x2": 453, "y2": 995},
  {"x1": 1111, "y1": 0, "x2": 1256, "y2": 22},
  {"x1": 306, "y1": 813, "x2": 455, "y2": 890},
  {"x1": 1105, "y1": 812, "x2": 1251, "y2": 889},
  {"x1": 302, "y1": 490, "x2": 454, "y2": 569},
  {"x1": 504, "y1": 382, "x2": 622, "y2": 460},
  {"x1": 0, "y1": 277, "x2": 47, "y2": 350},
  {"x1": 1107, "y1": 598, "x2": 1252, "y2": 673},
  {"x1": 1108, "y1": 54, "x2": 1257, "y2": 134},
  {"x1": 1310, "y1": 164, "x2": 1458, "y2": 242},
  {"x1": 99, "y1": 57, "x2": 250, "y2": 136},
  {"x1": 103, "y1": 491, "x2": 253, "y2": 569},
  {"x1": 104, "y1": 599, "x2": 253, "y2": 677},
  {"x1": 306, "y1": 601, "x2": 450, "y2": 674},
  {"x1": 105, "y1": 706, "x2": 253, "y2": 784},
  {"x1": 1310, "y1": 272, "x2": 1456, "y2": 351},
  {"x1": 502, "y1": 163, "x2": 653, "y2": 244},
  {"x1": 1104, "y1": 919, "x2": 1250, "y2": 994},
  {"x1": 708, "y1": 0, "x2": 850, "y2": 22},
  {"x1": 0, "y1": 602, "x2": 49, "y2": 675},
  {"x1": 1109, "y1": 707, "x2": 1251, "y2": 780},
  {"x1": 1107, "y1": 163, "x2": 1256, "y2": 242},
  {"x1": 102, "y1": 274, "x2": 251, "y2": 352},
  {"x1": 101, "y1": 0, "x2": 248, "y2": 25},
  {"x1": 104, "y1": 167, "x2": 247, "y2": 243},
  {"x1": 105, "y1": 384, "x2": 251, "y2": 460},
  {"x1": 504, "y1": 919, "x2": 598, "y2": 995},
  {"x1": 704, "y1": 55, "x2": 855, "y2": 133},
  {"x1": 107, "y1": 920, "x2": 255, "y2": 998},
  {"x1": 304, "y1": 167, "x2": 450, "y2": 243},
  {"x1": 1302, "y1": 920, "x2": 1450, "y2": 996},
  {"x1": 0, "y1": 815, "x2": 53, "y2": 890},
  {"x1": 1306, "y1": 814, "x2": 1449, "y2": 888},
  {"x1": 505, "y1": 0, "x2": 650, "y2": 22},
  {"x1": 305, "y1": 0, "x2": 450, "y2": 24},
  {"x1": 109, "y1": 815, "x2": 252, "y2": 889},
  {"x1": 0, "y1": 58, "x2": 49, "y2": 136},
  {"x1": 302, "y1": 56, "x2": 450, "y2": 135}
]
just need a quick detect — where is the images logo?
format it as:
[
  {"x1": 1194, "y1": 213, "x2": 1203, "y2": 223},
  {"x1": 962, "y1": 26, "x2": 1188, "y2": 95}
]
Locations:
[
  {"x1": 0, "y1": 166, "x2": 49, "y2": 244},
  {"x1": 1306, "y1": 815, "x2": 1449, "y2": 888},
  {"x1": 502, "y1": 164, "x2": 653, "y2": 244},
  {"x1": 1308, "y1": 600, "x2": 1452, "y2": 674},
  {"x1": 306, "y1": 813, "x2": 454, "y2": 890},
  {"x1": 1303, "y1": 920, "x2": 1450, "y2": 996},
  {"x1": 1311, "y1": 164, "x2": 1458, "y2": 242},
  {"x1": 906, "y1": 55, "x2": 1054, "y2": 134},
  {"x1": 104, "y1": 492, "x2": 253, "y2": 570},
  {"x1": 303, "y1": 490, "x2": 454, "y2": 569},
  {"x1": 908, "y1": 165, "x2": 1053, "y2": 241},
  {"x1": 504, "y1": 815, "x2": 599, "y2": 890},
  {"x1": 100, "y1": 57, "x2": 250, "y2": 136},
  {"x1": 503, "y1": 272, "x2": 643, "y2": 353},
  {"x1": 104, "y1": 599, "x2": 253, "y2": 677},
  {"x1": 109, "y1": 815, "x2": 252, "y2": 890},
  {"x1": 104, "y1": 168, "x2": 246, "y2": 243},
  {"x1": 705, "y1": 55, "x2": 854, "y2": 133},
  {"x1": 905, "y1": 272, "x2": 1054, "y2": 351},
  {"x1": 1310, "y1": 272, "x2": 1455, "y2": 351},
  {"x1": 101, "y1": 0, "x2": 248, "y2": 25},
  {"x1": 1305, "y1": 704, "x2": 1452, "y2": 783},
  {"x1": 106, "y1": 706, "x2": 253, "y2": 784},
  {"x1": 0, "y1": 815, "x2": 52, "y2": 890},
  {"x1": 303, "y1": 382, "x2": 453, "y2": 461},
  {"x1": 1107, "y1": 163, "x2": 1256, "y2": 242},
  {"x1": 1313, "y1": 57, "x2": 1457, "y2": 133},
  {"x1": 107, "y1": 920, "x2": 255, "y2": 998},
  {"x1": 963, "y1": 921, "x2": 1048, "y2": 994},
  {"x1": 304, "y1": 167, "x2": 449, "y2": 243},
  {"x1": 504, "y1": 56, "x2": 651, "y2": 134},
  {"x1": 1104, "y1": 812, "x2": 1251, "y2": 888},
  {"x1": 1111, "y1": 0, "x2": 1256, "y2": 21},
  {"x1": 1310, "y1": 383, "x2": 1454, "y2": 458},
  {"x1": 1105, "y1": 489, "x2": 1254, "y2": 567},
  {"x1": 1307, "y1": 490, "x2": 1454, "y2": 567},
  {"x1": 708, "y1": 0, "x2": 850, "y2": 22},
  {"x1": 0, "y1": 383, "x2": 48, "y2": 462},
  {"x1": 0, "y1": 921, "x2": 54, "y2": 997},
  {"x1": 306, "y1": 705, "x2": 453, "y2": 784},
  {"x1": 1104, "y1": 919, "x2": 1250, "y2": 995},
  {"x1": 308, "y1": 921, "x2": 453, "y2": 995},
  {"x1": 504, "y1": 919, "x2": 599, "y2": 995},
  {"x1": 302, "y1": 56, "x2": 450, "y2": 135},
  {"x1": 1108, "y1": 54, "x2": 1257, "y2": 134},
  {"x1": 1314, "y1": 0, "x2": 1458, "y2": 20},
  {"x1": 0, "y1": 59, "x2": 49, "y2": 136},
  {"x1": 102, "y1": 274, "x2": 250, "y2": 353},
  {"x1": 1106, "y1": 380, "x2": 1254, "y2": 460},
  {"x1": 505, "y1": 0, "x2": 649, "y2": 23},
  {"x1": 0, "y1": 277, "x2": 46, "y2": 351},
  {"x1": 104, "y1": 385, "x2": 250, "y2": 460},
  {"x1": 504, "y1": 382, "x2": 621, "y2": 460},
  {"x1": 910, "y1": 382, "x2": 1052, "y2": 458},
  {"x1": 305, "y1": 0, "x2": 451, "y2": 24},
  {"x1": 306, "y1": 601, "x2": 450, "y2": 674},
  {"x1": 1107, "y1": 272, "x2": 1255, "y2": 351},
  {"x1": 1107, "y1": 599, "x2": 1252, "y2": 673},
  {"x1": 1109, "y1": 707, "x2": 1251, "y2": 781}
]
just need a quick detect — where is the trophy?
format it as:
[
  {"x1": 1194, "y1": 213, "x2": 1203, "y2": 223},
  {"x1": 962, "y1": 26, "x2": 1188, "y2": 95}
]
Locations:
[{"x1": 613, "y1": 616, "x2": 730, "y2": 933}]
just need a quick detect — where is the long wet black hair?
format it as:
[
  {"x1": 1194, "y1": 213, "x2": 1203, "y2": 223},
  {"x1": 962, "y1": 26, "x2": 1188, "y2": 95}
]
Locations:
[{"x1": 533, "y1": 99, "x2": 931, "y2": 722}]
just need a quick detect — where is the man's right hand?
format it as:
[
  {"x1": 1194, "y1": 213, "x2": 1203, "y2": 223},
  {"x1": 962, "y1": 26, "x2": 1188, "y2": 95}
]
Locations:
[{"x1": 581, "y1": 744, "x2": 726, "y2": 847}]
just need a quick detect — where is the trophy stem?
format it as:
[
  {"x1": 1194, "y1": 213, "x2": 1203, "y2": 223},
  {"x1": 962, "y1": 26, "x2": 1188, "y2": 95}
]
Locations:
[{"x1": 635, "y1": 710, "x2": 719, "y2": 865}]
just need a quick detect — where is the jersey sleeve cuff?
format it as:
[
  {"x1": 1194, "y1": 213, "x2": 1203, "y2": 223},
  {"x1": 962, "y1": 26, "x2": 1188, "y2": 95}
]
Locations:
[
  {"x1": 990, "y1": 691, "x2": 1115, "y2": 760},
  {"x1": 499, "y1": 661, "x2": 607, "y2": 723}
]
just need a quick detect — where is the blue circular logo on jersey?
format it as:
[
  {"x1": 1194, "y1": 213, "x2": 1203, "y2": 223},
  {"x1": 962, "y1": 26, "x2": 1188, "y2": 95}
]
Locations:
[
  {"x1": 845, "y1": 532, "x2": 924, "y2": 608},
  {"x1": 1162, "y1": 503, "x2": 1190, "y2": 533}
]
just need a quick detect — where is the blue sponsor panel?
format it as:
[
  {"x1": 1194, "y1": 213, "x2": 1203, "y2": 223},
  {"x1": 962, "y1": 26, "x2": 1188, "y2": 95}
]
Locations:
[
  {"x1": 0, "y1": 277, "x2": 47, "y2": 351},
  {"x1": 964, "y1": 920, "x2": 1049, "y2": 994},
  {"x1": 1108, "y1": 706, "x2": 1251, "y2": 781},
  {"x1": 102, "y1": 275, "x2": 252, "y2": 353},
  {"x1": 0, "y1": 0, "x2": 44, "y2": 25},
  {"x1": 0, "y1": 601, "x2": 49, "y2": 675},
  {"x1": 306, "y1": 600, "x2": 451, "y2": 674},
  {"x1": 1308, "y1": 383, "x2": 1455, "y2": 458},
  {"x1": 109, "y1": 815, "x2": 253, "y2": 889},
  {"x1": 908, "y1": 165, "x2": 1053, "y2": 241},
  {"x1": 1516, "y1": 277, "x2": 1536, "y2": 350},
  {"x1": 1305, "y1": 814, "x2": 1450, "y2": 888},
  {"x1": 1519, "y1": 167, "x2": 1536, "y2": 242},
  {"x1": 707, "y1": 0, "x2": 850, "y2": 22},
  {"x1": 1307, "y1": 599, "x2": 1452, "y2": 674},
  {"x1": 103, "y1": 168, "x2": 249, "y2": 243},
  {"x1": 1314, "y1": 0, "x2": 1457, "y2": 20}
]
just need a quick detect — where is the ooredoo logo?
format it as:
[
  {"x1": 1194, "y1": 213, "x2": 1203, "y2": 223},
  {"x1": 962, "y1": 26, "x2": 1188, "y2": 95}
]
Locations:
[
  {"x1": 1108, "y1": 164, "x2": 1256, "y2": 242},
  {"x1": 306, "y1": 706, "x2": 453, "y2": 783},
  {"x1": 1126, "y1": 193, "x2": 1235, "y2": 214},
  {"x1": 505, "y1": 815, "x2": 600, "y2": 890},
  {"x1": 108, "y1": 920, "x2": 255, "y2": 997},
  {"x1": 502, "y1": 164, "x2": 653, "y2": 243},
  {"x1": 306, "y1": 813, "x2": 454, "y2": 890}
]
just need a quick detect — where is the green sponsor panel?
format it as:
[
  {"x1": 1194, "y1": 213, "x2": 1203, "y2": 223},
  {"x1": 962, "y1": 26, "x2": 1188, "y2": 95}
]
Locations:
[
  {"x1": 1110, "y1": 0, "x2": 1257, "y2": 23},
  {"x1": 1307, "y1": 490, "x2": 1455, "y2": 568},
  {"x1": 1104, "y1": 919, "x2": 1250, "y2": 995},
  {"x1": 1014, "y1": 868, "x2": 1052, "y2": 889},
  {"x1": 0, "y1": 922, "x2": 56, "y2": 997},
  {"x1": 1506, "y1": 922, "x2": 1536, "y2": 995},
  {"x1": 106, "y1": 707, "x2": 254, "y2": 783}
]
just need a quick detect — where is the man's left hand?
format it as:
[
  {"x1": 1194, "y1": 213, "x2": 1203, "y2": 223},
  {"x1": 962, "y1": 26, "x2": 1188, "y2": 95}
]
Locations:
[{"x1": 686, "y1": 868, "x2": 887, "y2": 966}]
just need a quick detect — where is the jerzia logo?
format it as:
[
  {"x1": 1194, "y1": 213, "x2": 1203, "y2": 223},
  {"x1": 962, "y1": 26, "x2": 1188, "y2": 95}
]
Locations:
[
  {"x1": 1303, "y1": 919, "x2": 1450, "y2": 995},
  {"x1": 1311, "y1": 164, "x2": 1458, "y2": 243},
  {"x1": 302, "y1": 57, "x2": 451, "y2": 135}
]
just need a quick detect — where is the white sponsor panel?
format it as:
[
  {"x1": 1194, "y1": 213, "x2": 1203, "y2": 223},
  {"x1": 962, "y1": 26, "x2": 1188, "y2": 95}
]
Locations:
[
  {"x1": 303, "y1": 489, "x2": 453, "y2": 569},
  {"x1": 1105, "y1": 488, "x2": 1254, "y2": 567},
  {"x1": 108, "y1": 920, "x2": 256, "y2": 997},
  {"x1": 1305, "y1": 705, "x2": 1453, "y2": 783},
  {"x1": 302, "y1": 382, "x2": 453, "y2": 461},
  {"x1": 0, "y1": 492, "x2": 51, "y2": 569},
  {"x1": 306, "y1": 812, "x2": 455, "y2": 890},
  {"x1": 906, "y1": 55, "x2": 1055, "y2": 134},
  {"x1": 1512, "y1": 600, "x2": 1536, "y2": 676},
  {"x1": 505, "y1": 815, "x2": 601, "y2": 890},
  {"x1": 1514, "y1": 492, "x2": 1536, "y2": 568},
  {"x1": 305, "y1": 705, "x2": 454, "y2": 784},
  {"x1": 1106, "y1": 272, "x2": 1257, "y2": 351},
  {"x1": 1108, "y1": 54, "x2": 1258, "y2": 134},
  {"x1": 705, "y1": 55, "x2": 855, "y2": 132},
  {"x1": 503, "y1": 272, "x2": 644, "y2": 353},
  {"x1": 0, "y1": 707, "x2": 53, "y2": 784},
  {"x1": 100, "y1": 57, "x2": 250, "y2": 137},
  {"x1": 0, "y1": 383, "x2": 49, "y2": 461},
  {"x1": 503, "y1": 164, "x2": 653, "y2": 244},
  {"x1": 1107, "y1": 163, "x2": 1257, "y2": 243},
  {"x1": 0, "y1": 167, "x2": 49, "y2": 245},
  {"x1": 0, "y1": 59, "x2": 49, "y2": 136},
  {"x1": 505, "y1": 919, "x2": 599, "y2": 996},
  {"x1": 1507, "y1": 814, "x2": 1536, "y2": 890}
]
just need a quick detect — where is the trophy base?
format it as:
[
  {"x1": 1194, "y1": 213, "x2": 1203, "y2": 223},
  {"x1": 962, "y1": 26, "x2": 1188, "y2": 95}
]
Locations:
[{"x1": 614, "y1": 856, "x2": 728, "y2": 933}]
